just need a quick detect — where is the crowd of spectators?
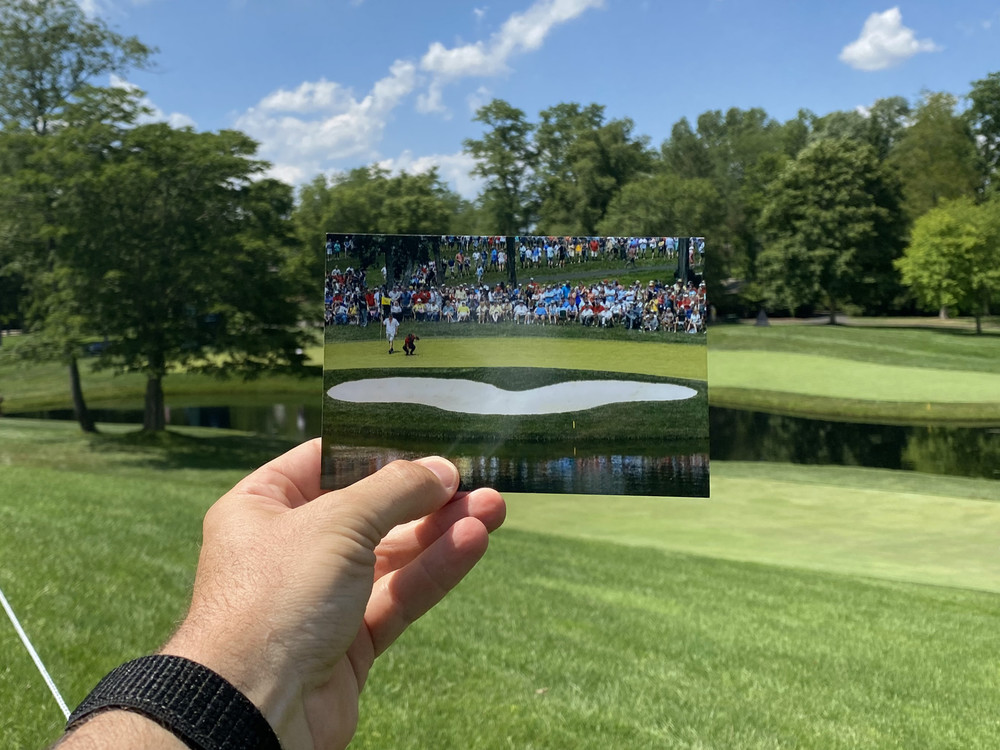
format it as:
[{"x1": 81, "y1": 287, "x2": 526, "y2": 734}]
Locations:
[
  {"x1": 325, "y1": 271, "x2": 708, "y2": 334},
  {"x1": 432, "y1": 235, "x2": 706, "y2": 277}
]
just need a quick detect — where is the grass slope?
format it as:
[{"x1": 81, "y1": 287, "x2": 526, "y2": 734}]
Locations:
[
  {"x1": 708, "y1": 325, "x2": 1000, "y2": 422},
  {"x1": 0, "y1": 336, "x2": 324, "y2": 412},
  {"x1": 2, "y1": 423, "x2": 999, "y2": 748},
  {"x1": 325, "y1": 336, "x2": 707, "y2": 380}
]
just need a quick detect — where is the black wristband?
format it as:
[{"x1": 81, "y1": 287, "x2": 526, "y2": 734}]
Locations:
[{"x1": 66, "y1": 655, "x2": 282, "y2": 750}]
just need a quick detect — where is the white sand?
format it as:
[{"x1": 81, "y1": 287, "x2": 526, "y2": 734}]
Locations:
[{"x1": 327, "y1": 377, "x2": 697, "y2": 416}]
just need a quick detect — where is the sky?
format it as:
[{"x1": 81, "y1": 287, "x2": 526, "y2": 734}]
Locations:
[{"x1": 83, "y1": 0, "x2": 1000, "y2": 199}]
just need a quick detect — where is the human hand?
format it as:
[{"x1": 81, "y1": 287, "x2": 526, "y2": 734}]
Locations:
[{"x1": 161, "y1": 438, "x2": 505, "y2": 750}]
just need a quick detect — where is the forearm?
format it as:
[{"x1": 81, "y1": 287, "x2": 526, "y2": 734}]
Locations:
[{"x1": 54, "y1": 711, "x2": 186, "y2": 749}]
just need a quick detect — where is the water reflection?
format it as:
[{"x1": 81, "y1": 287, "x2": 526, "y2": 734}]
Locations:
[
  {"x1": 9, "y1": 402, "x2": 321, "y2": 441},
  {"x1": 10, "y1": 402, "x2": 998, "y2": 484},
  {"x1": 710, "y1": 408, "x2": 1000, "y2": 481},
  {"x1": 322, "y1": 442, "x2": 710, "y2": 497}
]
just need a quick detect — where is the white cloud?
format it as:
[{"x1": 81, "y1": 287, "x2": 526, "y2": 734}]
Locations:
[
  {"x1": 378, "y1": 150, "x2": 483, "y2": 200},
  {"x1": 839, "y1": 7, "x2": 940, "y2": 71},
  {"x1": 467, "y1": 85, "x2": 492, "y2": 115},
  {"x1": 473, "y1": 6, "x2": 488, "y2": 21},
  {"x1": 416, "y1": 80, "x2": 449, "y2": 116},
  {"x1": 109, "y1": 74, "x2": 198, "y2": 129},
  {"x1": 230, "y1": 0, "x2": 602, "y2": 190},
  {"x1": 421, "y1": 0, "x2": 603, "y2": 78},
  {"x1": 234, "y1": 60, "x2": 417, "y2": 176}
]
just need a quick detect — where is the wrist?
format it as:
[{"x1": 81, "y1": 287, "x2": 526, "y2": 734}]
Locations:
[
  {"x1": 160, "y1": 627, "x2": 307, "y2": 746},
  {"x1": 66, "y1": 656, "x2": 283, "y2": 750}
]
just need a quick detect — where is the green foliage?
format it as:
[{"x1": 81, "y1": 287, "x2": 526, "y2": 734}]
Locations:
[
  {"x1": 659, "y1": 107, "x2": 798, "y2": 287},
  {"x1": 757, "y1": 138, "x2": 906, "y2": 317},
  {"x1": 292, "y1": 165, "x2": 469, "y2": 286},
  {"x1": 887, "y1": 92, "x2": 980, "y2": 219},
  {"x1": 598, "y1": 175, "x2": 721, "y2": 237},
  {"x1": 967, "y1": 71, "x2": 1000, "y2": 190},
  {"x1": 0, "y1": 0, "x2": 152, "y2": 135},
  {"x1": 533, "y1": 103, "x2": 653, "y2": 234},
  {"x1": 895, "y1": 196, "x2": 1000, "y2": 333},
  {"x1": 463, "y1": 99, "x2": 536, "y2": 234}
]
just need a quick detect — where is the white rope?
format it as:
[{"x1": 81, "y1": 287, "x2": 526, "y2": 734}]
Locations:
[{"x1": 0, "y1": 585, "x2": 71, "y2": 719}]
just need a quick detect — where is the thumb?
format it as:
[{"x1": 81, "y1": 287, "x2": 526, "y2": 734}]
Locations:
[{"x1": 312, "y1": 457, "x2": 460, "y2": 542}]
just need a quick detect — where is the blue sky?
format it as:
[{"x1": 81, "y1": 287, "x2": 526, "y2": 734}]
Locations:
[{"x1": 86, "y1": 0, "x2": 1000, "y2": 198}]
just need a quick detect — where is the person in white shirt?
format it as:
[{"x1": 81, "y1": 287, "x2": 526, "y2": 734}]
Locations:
[{"x1": 383, "y1": 314, "x2": 399, "y2": 353}]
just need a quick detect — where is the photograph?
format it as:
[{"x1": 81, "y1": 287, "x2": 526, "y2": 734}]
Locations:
[{"x1": 321, "y1": 233, "x2": 709, "y2": 496}]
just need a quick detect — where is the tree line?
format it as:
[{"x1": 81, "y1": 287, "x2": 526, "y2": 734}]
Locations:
[{"x1": 1, "y1": 0, "x2": 999, "y2": 431}]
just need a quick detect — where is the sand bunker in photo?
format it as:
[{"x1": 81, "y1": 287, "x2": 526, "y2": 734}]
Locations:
[{"x1": 327, "y1": 377, "x2": 697, "y2": 416}]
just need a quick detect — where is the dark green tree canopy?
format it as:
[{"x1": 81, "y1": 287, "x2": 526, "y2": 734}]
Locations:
[
  {"x1": 967, "y1": 72, "x2": 1000, "y2": 192},
  {"x1": 887, "y1": 92, "x2": 979, "y2": 219},
  {"x1": 463, "y1": 99, "x2": 536, "y2": 235},
  {"x1": 757, "y1": 138, "x2": 906, "y2": 318}
]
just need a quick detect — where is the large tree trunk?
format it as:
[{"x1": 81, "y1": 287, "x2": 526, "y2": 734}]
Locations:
[
  {"x1": 506, "y1": 236, "x2": 518, "y2": 288},
  {"x1": 143, "y1": 375, "x2": 165, "y2": 431},
  {"x1": 69, "y1": 356, "x2": 97, "y2": 433}
]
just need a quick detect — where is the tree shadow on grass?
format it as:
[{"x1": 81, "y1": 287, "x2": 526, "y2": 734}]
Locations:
[{"x1": 87, "y1": 429, "x2": 300, "y2": 473}]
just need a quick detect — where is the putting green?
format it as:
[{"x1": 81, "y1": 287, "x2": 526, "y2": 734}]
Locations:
[
  {"x1": 502, "y1": 462, "x2": 1000, "y2": 593},
  {"x1": 325, "y1": 336, "x2": 707, "y2": 380},
  {"x1": 708, "y1": 350, "x2": 1000, "y2": 403}
]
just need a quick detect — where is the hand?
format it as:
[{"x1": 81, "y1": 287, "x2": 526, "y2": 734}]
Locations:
[{"x1": 160, "y1": 438, "x2": 505, "y2": 750}]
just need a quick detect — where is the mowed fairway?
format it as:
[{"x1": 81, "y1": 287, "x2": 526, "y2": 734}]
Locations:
[
  {"x1": 708, "y1": 325, "x2": 1000, "y2": 421},
  {"x1": 2, "y1": 421, "x2": 1000, "y2": 748},
  {"x1": 325, "y1": 336, "x2": 707, "y2": 380},
  {"x1": 710, "y1": 350, "x2": 1000, "y2": 403}
]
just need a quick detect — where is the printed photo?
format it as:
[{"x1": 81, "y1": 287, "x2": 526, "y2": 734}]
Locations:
[{"x1": 322, "y1": 233, "x2": 709, "y2": 496}]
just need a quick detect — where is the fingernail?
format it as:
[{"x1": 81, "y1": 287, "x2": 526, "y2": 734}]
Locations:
[{"x1": 415, "y1": 456, "x2": 459, "y2": 490}]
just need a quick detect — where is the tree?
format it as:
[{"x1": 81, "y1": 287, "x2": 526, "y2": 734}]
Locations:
[
  {"x1": 757, "y1": 138, "x2": 907, "y2": 320},
  {"x1": 895, "y1": 197, "x2": 1000, "y2": 334},
  {"x1": 887, "y1": 92, "x2": 979, "y2": 220},
  {"x1": 292, "y1": 165, "x2": 468, "y2": 289},
  {"x1": 44, "y1": 114, "x2": 307, "y2": 430},
  {"x1": 0, "y1": 0, "x2": 151, "y2": 135},
  {"x1": 531, "y1": 103, "x2": 653, "y2": 234},
  {"x1": 0, "y1": 0, "x2": 152, "y2": 431},
  {"x1": 660, "y1": 107, "x2": 795, "y2": 293},
  {"x1": 533, "y1": 102, "x2": 605, "y2": 231},
  {"x1": 463, "y1": 99, "x2": 536, "y2": 234},
  {"x1": 967, "y1": 72, "x2": 1000, "y2": 193}
]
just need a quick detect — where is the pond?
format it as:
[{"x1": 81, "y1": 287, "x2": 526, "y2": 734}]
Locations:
[{"x1": 9, "y1": 402, "x2": 998, "y2": 485}]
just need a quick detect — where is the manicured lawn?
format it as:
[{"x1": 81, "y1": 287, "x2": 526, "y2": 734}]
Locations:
[
  {"x1": 325, "y1": 337, "x2": 708, "y2": 380},
  {"x1": 2, "y1": 421, "x2": 999, "y2": 749},
  {"x1": 0, "y1": 334, "x2": 324, "y2": 412},
  {"x1": 709, "y1": 323, "x2": 1000, "y2": 372},
  {"x1": 708, "y1": 325, "x2": 1000, "y2": 422}
]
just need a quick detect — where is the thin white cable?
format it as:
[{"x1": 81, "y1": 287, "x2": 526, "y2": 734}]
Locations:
[{"x1": 0, "y1": 585, "x2": 71, "y2": 719}]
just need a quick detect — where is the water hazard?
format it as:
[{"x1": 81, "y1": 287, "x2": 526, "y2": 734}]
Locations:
[{"x1": 9, "y1": 403, "x2": 998, "y2": 484}]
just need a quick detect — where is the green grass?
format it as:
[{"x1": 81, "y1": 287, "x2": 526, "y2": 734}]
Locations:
[
  {"x1": 325, "y1": 337, "x2": 708, "y2": 380},
  {"x1": 0, "y1": 335, "x2": 324, "y2": 412},
  {"x1": 326, "y1": 317, "x2": 707, "y2": 344},
  {"x1": 708, "y1": 325, "x2": 1000, "y2": 423},
  {"x1": 709, "y1": 324, "x2": 1000, "y2": 372},
  {"x1": 2, "y1": 421, "x2": 999, "y2": 748}
]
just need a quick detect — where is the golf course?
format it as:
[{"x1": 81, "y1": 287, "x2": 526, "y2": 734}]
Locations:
[{"x1": 1, "y1": 319, "x2": 998, "y2": 748}]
